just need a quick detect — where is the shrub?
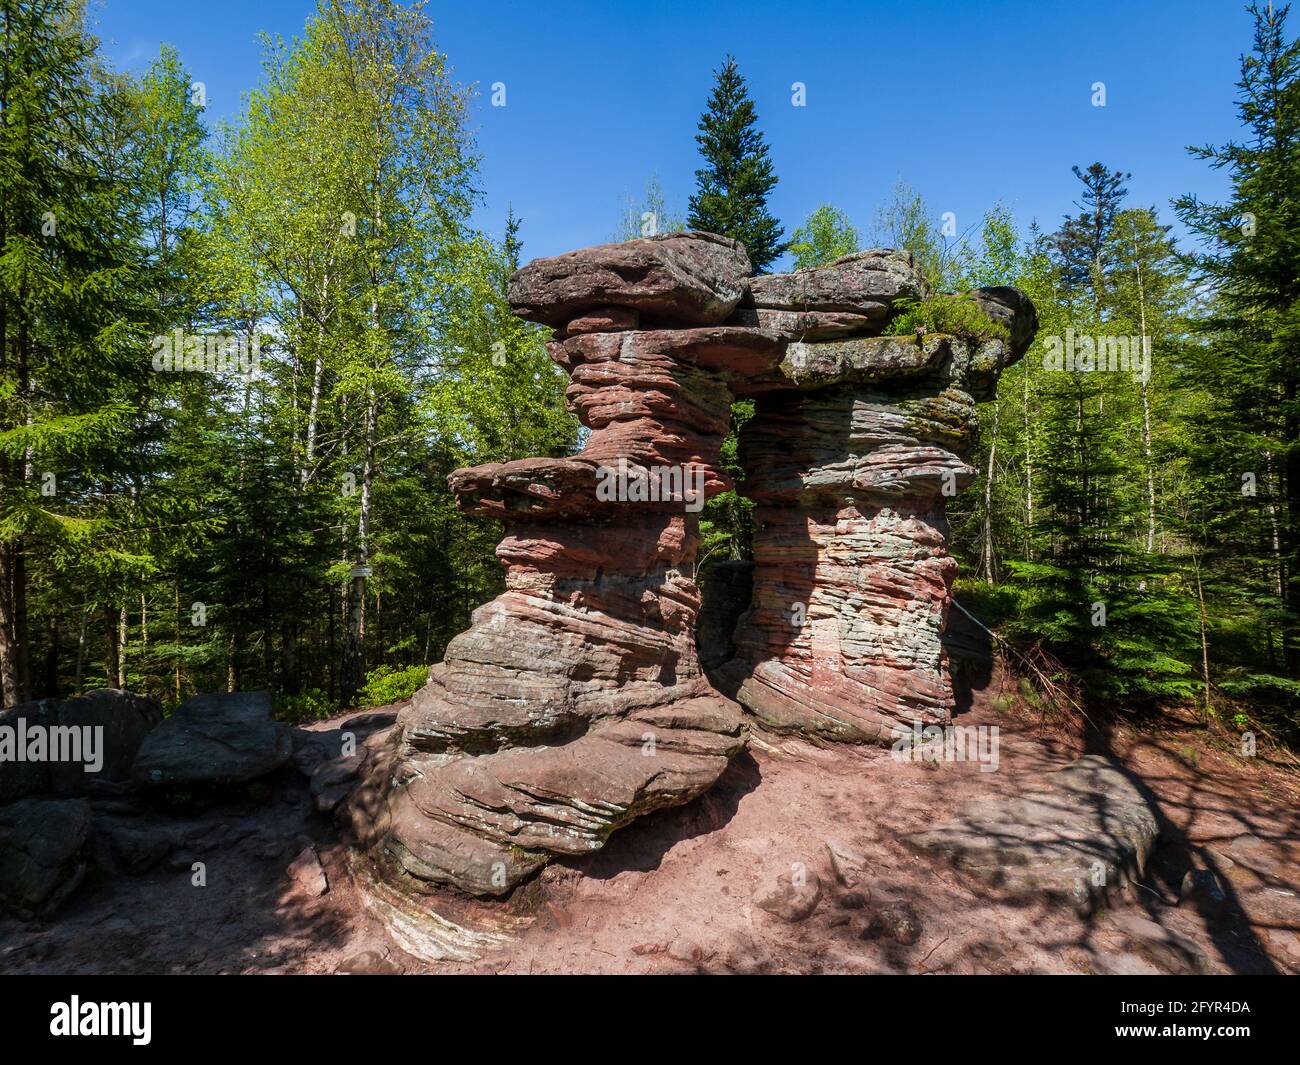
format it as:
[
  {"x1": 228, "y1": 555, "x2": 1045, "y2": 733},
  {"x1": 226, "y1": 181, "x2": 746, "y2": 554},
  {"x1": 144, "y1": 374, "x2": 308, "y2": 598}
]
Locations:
[
  {"x1": 357, "y1": 664, "x2": 428, "y2": 707},
  {"x1": 273, "y1": 687, "x2": 336, "y2": 724},
  {"x1": 885, "y1": 295, "x2": 1009, "y2": 342}
]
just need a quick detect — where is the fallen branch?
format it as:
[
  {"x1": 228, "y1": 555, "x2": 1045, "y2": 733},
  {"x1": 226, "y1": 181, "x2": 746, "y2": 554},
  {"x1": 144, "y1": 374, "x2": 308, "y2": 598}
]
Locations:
[{"x1": 949, "y1": 597, "x2": 1096, "y2": 733}]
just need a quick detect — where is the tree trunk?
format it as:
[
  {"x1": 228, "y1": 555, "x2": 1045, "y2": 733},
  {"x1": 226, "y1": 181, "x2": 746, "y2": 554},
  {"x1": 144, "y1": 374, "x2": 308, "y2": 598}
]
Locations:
[
  {"x1": 0, "y1": 544, "x2": 18, "y2": 706},
  {"x1": 1023, "y1": 368, "x2": 1034, "y2": 562},
  {"x1": 74, "y1": 603, "x2": 88, "y2": 695},
  {"x1": 105, "y1": 608, "x2": 121, "y2": 689},
  {"x1": 173, "y1": 580, "x2": 182, "y2": 703},
  {"x1": 340, "y1": 392, "x2": 376, "y2": 705},
  {"x1": 980, "y1": 400, "x2": 1000, "y2": 585},
  {"x1": 1283, "y1": 384, "x2": 1300, "y2": 674},
  {"x1": 117, "y1": 605, "x2": 128, "y2": 691},
  {"x1": 14, "y1": 546, "x2": 29, "y2": 702},
  {"x1": 1132, "y1": 225, "x2": 1157, "y2": 562},
  {"x1": 1193, "y1": 552, "x2": 1212, "y2": 718},
  {"x1": 42, "y1": 613, "x2": 59, "y2": 699},
  {"x1": 301, "y1": 276, "x2": 329, "y2": 488}
]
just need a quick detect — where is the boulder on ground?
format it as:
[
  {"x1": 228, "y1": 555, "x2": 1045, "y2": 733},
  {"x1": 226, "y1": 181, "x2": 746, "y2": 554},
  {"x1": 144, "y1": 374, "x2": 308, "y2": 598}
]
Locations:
[
  {"x1": 0, "y1": 689, "x2": 161, "y2": 801},
  {"x1": 754, "y1": 864, "x2": 823, "y2": 922},
  {"x1": 0, "y1": 797, "x2": 93, "y2": 916},
  {"x1": 0, "y1": 698, "x2": 58, "y2": 802},
  {"x1": 905, "y1": 755, "x2": 1160, "y2": 915},
  {"x1": 51, "y1": 689, "x2": 163, "y2": 793},
  {"x1": 132, "y1": 691, "x2": 290, "y2": 789},
  {"x1": 96, "y1": 817, "x2": 176, "y2": 875},
  {"x1": 285, "y1": 845, "x2": 329, "y2": 898},
  {"x1": 860, "y1": 900, "x2": 923, "y2": 945}
]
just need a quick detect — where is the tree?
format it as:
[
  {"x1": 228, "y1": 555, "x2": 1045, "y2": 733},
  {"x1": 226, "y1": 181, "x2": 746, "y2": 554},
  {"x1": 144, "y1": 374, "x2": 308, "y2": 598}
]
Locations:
[
  {"x1": 1175, "y1": 1, "x2": 1300, "y2": 680},
  {"x1": 871, "y1": 180, "x2": 974, "y2": 291},
  {"x1": 1051, "y1": 162, "x2": 1131, "y2": 305},
  {"x1": 687, "y1": 55, "x2": 784, "y2": 272},
  {"x1": 196, "y1": 0, "x2": 576, "y2": 709},
  {"x1": 616, "y1": 173, "x2": 685, "y2": 240},
  {"x1": 789, "y1": 204, "x2": 859, "y2": 269},
  {"x1": 1107, "y1": 207, "x2": 1189, "y2": 562},
  {"x1": 0, "y1": 0, "x2": 164, "y2": 704}
]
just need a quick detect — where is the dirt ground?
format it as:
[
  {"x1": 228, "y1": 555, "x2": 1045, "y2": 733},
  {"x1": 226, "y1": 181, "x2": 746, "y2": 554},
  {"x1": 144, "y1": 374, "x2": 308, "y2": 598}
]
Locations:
[{"x1": 3, "y1": 671, "x2": 1298, "y2": 975}]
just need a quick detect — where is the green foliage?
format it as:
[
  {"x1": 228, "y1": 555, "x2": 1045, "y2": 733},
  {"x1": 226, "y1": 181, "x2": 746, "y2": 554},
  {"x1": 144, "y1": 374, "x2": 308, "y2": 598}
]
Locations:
[
  {"x1": 274, "y1": 688, "x2": 335, "y2": 724},
  {"x1": 687, "y1": 55, "x2": 785, "y2": 272},
  {"x1": 699, "y1": 400, "x2": 755, "y2": 568},
  {"x1": 356, "y1": 663, "x2": 428, "y2": 707},
  {"x1": 871, "y1": 181, "x2": 972, "y2": 290},
  {"x1": 1174, "y1": 0, "x2": 1300, "y2": 684},
  {"x1": 885, "y1": 296, "x2": 1009, "y2": 341},
  {"x1": 789, "y1": 205, "x2": 859, "y2": 269},
  {"x1": 1050, "y1": 163, "x2": 1131, "y2": 296},
  {"x1": 0, "y1": 0, "x2": 575, "y2": 710},
  {"x1": 1, "y1": 0, "x2": 1296, "y2": 754}
]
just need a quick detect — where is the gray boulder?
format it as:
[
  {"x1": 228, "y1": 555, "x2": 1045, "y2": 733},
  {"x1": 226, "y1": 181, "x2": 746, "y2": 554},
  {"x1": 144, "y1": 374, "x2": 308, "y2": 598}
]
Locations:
[
  {"x1": 132, "y1": 691, "x2": 290, "y2": 788},
  {"x1": 744, "y1": 249, "x2": 924, "y2": 317},
  {"x1": 906, "y1": 755, "x2": 1160, "y2": 915},
  {"x1": 0, "y1": 689, "x2": 161, "y2": 801},
  {"x1": 97, "y1": 818, "x2": 176, "y2": 874},
  {"x1": 0, "y1": 698, "x2": 58, "y2": 802},
  {"x1": 0, "y1": 798, "x2": 92, "y2": 916},
  {"x1": 51, "y1": 689, "x2": 162, "y2": 793}
]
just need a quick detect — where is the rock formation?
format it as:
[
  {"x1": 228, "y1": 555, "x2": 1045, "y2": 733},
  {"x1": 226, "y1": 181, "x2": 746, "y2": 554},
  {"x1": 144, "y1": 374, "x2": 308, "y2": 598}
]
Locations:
[
  {"x1": 716, "y1": 284, "x2": 1038, "y2": 743},
  {"x1": 133, "y1": 691, "x2": 290, "y2": 788},
  {"x1": 344, "y1": 232, "x2": 1036, "y2": 912},
  {"x1": 345, "y1": 234, "x2": 772, "y2": 900},
  {"x1": 906, "y1": 755, "x2": 1160, "y2": 916},
  {"x1": 0, "y1": 689, "x2": 162, "y2": 802},
  {"x1": 0, "y1": 688, "x2": 292, "y2": 917}
]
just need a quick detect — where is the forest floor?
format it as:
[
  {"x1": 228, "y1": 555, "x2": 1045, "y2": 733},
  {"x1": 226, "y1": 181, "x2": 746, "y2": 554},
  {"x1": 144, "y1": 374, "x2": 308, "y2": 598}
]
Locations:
[{"x1": 3, "y1": 666, "x2": 1299, "y2": 975}]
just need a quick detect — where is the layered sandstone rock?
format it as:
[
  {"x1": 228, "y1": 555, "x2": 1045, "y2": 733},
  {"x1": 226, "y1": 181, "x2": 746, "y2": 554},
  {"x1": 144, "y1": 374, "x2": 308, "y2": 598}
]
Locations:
[
  {"x1": 346, "y1": 234, "x2": 769, "y2": 902},
  {"x1": 715, "y1": 287, "x2": 1038, "y2": 743},
  {"x1": 345, "y1": 235, "x2": 1034, "y2": 914}
]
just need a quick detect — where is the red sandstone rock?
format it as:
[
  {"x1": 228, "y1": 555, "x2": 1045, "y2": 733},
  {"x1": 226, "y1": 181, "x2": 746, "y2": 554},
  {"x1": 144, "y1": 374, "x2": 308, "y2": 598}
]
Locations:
[
  {"x1": 716, "y1": 502, "x2": 960, "y2": 743},
  {"x1": 508, "y1": 231, "x2": 751, "y2": 328},
  {"x1": 725, "y1": 306, "x2": 878, "y2": 340},
  {"x1": 348, "y1": 236, "x2": 782, "y2": 903},
  {"x1": 562, "y1": 305, "x2": 640, "y2": 335},
  {"x1": 743, "y1": 249, "x2": 924, "y2": 314},
  {"x1": 713, "y1": 301, "x2": 1037, "y2": 742},
  {"x1": 345, "y1": 231, "x2": 1036, "y2": 916}
]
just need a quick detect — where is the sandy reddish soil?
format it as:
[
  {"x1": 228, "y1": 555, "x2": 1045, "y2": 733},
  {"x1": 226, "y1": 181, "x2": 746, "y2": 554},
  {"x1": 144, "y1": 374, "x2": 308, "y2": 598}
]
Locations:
[{"x1": 2, "y1": 672, "x2": 1298, "y2": 975}]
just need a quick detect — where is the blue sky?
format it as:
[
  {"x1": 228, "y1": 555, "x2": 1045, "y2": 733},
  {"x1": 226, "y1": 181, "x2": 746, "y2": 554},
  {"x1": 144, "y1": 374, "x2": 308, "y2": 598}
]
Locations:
[{"x1": 91, "y1": 0, "x2": 1258, "y2": 267}]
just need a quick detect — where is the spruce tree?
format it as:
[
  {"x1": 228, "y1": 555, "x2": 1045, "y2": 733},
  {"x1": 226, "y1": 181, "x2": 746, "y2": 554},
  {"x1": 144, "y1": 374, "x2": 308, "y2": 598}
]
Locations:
[
  {"x1": 1175, "y1": 0, "x2": 1300, "y2": 676},
  {"x1": 687, "y1": 55, "x2": 785, "y2": 272},
  {"x1": 1051, "y1": 163, "x2": 1131, "y2": 302},
  {"x1": 0, "y1": 0, "x2": 163, "y2": 704}
]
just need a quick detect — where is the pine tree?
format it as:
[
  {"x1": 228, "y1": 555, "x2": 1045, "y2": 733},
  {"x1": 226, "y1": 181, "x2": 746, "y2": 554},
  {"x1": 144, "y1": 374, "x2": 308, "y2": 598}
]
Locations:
[
  {"x1": 0, "y1": 0, "x2": 164, "y2": 704},
  {"x1": 1175, "y1": 0, "x2": 1300, "y2": 679},
  {"x1": 687, "y1": 55, "x2": 784, "y2": 272},
  {"x1": 1052, "y1": 163, "x2": 1131, "y2": 303}
]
